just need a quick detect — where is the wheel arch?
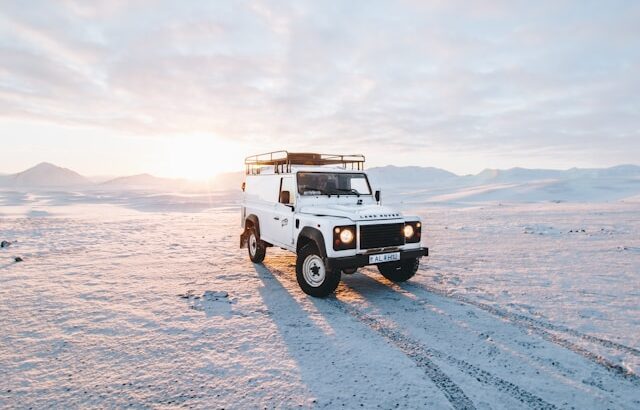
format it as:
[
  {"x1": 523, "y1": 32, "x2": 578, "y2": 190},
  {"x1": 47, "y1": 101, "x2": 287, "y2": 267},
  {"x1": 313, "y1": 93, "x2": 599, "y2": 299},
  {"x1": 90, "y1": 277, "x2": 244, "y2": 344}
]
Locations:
[
  {"x1": 296, "y1": 227, "x2": 327, "y2": 259},
  {"x1": 241, "y1": 214, "x2": 261, "y2": 249},
  {"x1": 244, "y1": 214, "x2": 260, "y2": 237}
]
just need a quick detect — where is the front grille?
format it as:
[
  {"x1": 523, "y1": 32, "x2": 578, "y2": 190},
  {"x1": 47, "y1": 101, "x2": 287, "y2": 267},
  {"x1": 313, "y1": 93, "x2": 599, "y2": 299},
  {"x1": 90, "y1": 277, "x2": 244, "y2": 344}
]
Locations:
[{"x1": 360, "y1": 223, "x2": 405, "y2": 249}]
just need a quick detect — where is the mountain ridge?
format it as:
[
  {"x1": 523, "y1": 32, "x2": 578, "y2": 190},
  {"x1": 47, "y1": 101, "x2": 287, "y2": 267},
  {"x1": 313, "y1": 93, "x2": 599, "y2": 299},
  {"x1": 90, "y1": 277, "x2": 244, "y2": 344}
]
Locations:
[
  {"x1": 0, "y1": 162, "x2": 90, "y2": 187},
  {"x1": 1, "y1": 162, "x2": 639, "y2": 203},
  {"x1": 101, "y1": 173, "x2": 184, "y2": 187}
]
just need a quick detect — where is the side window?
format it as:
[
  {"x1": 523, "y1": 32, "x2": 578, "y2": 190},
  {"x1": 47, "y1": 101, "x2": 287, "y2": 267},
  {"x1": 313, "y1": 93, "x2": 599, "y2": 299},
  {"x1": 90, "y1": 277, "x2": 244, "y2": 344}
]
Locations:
[
  {"x1": 279, "y1": 177, "x2": 295, "y2": 205},
  {"x1": 245, "y1": 176, "x2": 280, "y2": 203}
]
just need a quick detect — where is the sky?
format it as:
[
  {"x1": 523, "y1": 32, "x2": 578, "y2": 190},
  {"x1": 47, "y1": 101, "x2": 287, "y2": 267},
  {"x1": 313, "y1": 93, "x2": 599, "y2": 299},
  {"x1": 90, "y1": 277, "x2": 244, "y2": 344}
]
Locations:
[{"x1": 0, "y1": 0, "x2": 639, "y2": 179}]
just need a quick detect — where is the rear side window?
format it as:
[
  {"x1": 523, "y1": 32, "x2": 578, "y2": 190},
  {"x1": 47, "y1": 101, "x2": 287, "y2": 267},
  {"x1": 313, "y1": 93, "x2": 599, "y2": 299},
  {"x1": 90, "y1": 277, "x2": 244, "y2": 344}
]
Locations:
[
  {"x1": 280, "y1": 177, "x2": 296, "y2": 204},
  {"x1": 245, "y1": 176, "x2": 280, "y2": 203}
]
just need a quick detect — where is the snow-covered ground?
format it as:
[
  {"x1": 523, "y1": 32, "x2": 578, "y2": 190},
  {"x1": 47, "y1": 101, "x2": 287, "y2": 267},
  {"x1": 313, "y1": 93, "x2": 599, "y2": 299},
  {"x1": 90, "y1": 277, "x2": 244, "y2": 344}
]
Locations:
[{"x1": 1, "y1": 191, "x2": 639, "y2": 408}]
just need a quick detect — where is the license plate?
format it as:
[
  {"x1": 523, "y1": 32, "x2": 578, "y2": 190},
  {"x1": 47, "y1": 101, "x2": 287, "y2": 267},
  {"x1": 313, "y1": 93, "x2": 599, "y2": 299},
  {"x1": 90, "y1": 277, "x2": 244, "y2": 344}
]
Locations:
[{"x1": 369, "y1": 252, "x2": 400, "y2": 264}]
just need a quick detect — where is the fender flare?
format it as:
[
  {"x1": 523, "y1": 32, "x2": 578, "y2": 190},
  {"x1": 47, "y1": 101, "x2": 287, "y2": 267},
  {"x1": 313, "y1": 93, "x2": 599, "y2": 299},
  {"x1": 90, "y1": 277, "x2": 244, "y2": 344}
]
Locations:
[
  {"x1": 240, "y1": 214, "x2": 261, "y2": 248},
  {"x1": 245, "y1": 214, "x2": 260, "y2": 238},
  {"x1": 297, "y1": 227, "x2": 327, "y2": 259}
]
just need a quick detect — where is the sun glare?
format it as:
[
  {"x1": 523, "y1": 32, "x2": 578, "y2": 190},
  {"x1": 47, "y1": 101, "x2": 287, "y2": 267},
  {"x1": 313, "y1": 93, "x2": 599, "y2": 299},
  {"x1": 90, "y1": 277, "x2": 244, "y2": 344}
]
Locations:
[{"x1": 164, "y1": 135, "x2": 245, "y2": 180}]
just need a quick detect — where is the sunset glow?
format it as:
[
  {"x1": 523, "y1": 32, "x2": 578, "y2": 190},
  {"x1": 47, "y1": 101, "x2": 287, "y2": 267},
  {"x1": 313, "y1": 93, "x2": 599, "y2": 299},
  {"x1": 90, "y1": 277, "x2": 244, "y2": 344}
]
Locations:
[
  {"x1": 163, "y1": 135, "x2": 247, "y2": 180},
  {"x1": 0, "y1": 1, "x2": 638, "y2": 178}
]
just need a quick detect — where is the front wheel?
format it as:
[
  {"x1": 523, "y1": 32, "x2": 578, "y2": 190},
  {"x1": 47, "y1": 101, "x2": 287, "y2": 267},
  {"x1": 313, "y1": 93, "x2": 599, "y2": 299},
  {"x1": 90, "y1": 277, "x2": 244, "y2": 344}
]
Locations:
[
  {"x1": 377, "y1": 257, "x2": 419, "y2": 282},
  {"x1": 247, "y1": 228, "x2": 266, "y2": 263},
  {"x1": 296, "y1": 244, "x2": 341, "y2": 297}
]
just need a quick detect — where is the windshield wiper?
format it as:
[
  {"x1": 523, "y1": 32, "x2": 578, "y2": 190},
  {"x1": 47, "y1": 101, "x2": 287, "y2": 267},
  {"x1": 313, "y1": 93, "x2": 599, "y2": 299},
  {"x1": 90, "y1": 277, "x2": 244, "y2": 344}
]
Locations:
[{"x1": 333, "y1": 188, "x2": 361, "y2": 197}]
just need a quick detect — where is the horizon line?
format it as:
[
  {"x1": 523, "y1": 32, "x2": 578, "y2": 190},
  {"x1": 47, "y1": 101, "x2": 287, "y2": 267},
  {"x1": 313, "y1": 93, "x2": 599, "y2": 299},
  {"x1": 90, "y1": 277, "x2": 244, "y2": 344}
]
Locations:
[{"x1": 2, "y1": 161, "x2": 640, "y2": 183}]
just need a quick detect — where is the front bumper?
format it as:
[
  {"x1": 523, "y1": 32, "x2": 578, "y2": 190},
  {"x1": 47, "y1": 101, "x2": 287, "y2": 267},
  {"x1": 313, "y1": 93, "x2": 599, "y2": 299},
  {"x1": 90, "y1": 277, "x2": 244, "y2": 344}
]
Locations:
[{"x1": 327, "y1": 247, "x2": 428, "y2": 270}]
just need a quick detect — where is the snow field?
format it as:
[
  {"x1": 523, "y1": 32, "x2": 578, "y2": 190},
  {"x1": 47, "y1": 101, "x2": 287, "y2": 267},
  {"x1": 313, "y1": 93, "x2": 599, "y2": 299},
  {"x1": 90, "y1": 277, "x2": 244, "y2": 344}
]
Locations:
[{"x1": 1, "y1": 197, "x2": 639, "y2": 408}]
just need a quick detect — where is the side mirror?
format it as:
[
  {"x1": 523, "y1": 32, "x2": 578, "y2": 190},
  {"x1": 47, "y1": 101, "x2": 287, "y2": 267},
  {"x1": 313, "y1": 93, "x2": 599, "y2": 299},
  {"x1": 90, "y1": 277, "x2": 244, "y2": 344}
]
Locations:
[
  {"x1": 374, "y1": 190, "x2": 381, "y2": 202},
  {"x1": 241, "y1": 182, "x2": 246, "y2": 192},
  {"x1": 279, "y1": 190, "x2": 291, "y2": 205}
]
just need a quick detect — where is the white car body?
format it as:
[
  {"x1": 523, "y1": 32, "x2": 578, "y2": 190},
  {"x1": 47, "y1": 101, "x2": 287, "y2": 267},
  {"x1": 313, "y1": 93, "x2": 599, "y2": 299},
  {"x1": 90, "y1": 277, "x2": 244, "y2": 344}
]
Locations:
[{"x1": 240, "y1": 165, "x2": 427, "y2": 263}]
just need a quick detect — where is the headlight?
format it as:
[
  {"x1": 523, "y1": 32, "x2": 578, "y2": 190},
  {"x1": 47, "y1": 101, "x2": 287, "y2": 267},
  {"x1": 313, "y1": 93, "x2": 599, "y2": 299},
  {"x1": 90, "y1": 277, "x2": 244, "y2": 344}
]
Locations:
[
  {"x1": 404, "y1": 221, "x2": 421, "y2": 243},
  {"x1": 403, "y1": 224, "x2": 414, "y2": 238},
  {"x1": 340, "y1": 228, "x2": 354, "y2": 243},
  {"x1": 333, "y1": 225, "x2": 356, "y2": 250}
]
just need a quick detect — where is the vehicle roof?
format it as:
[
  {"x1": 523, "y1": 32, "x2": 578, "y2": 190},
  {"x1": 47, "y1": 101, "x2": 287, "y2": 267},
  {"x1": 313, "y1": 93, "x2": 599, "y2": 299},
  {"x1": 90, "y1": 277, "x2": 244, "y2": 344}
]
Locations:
[{"x1": 246, "y1": 166, "x2": 368, "y2": 176}]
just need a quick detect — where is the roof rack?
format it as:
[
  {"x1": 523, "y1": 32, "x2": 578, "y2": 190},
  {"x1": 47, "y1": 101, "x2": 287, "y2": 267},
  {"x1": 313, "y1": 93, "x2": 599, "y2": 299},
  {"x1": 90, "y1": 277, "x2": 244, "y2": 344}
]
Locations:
[{"x1": 245, "y1": 151, "x2": 365, "y2": 175}]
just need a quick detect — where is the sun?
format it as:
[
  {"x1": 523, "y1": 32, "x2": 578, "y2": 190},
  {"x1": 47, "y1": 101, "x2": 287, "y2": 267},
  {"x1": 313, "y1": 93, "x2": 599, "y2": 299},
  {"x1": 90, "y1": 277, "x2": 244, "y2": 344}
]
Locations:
[{"x1": 164, "y1": 135, "x2": 245, "y2": 180}]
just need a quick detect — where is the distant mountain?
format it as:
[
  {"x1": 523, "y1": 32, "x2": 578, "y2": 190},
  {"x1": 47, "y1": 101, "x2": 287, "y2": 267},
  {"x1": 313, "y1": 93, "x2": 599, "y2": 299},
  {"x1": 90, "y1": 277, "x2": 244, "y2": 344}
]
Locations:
[
  {"x1": 101, "y1": 172, "x2": 245, "y2": 192},
  {"x1": 87, "y1": 175, "x2": 118, "y2": 184},
  {"x1": 1, "y1": 162, "x2": 639, "y2": 203},
  {"x1": 471, "y1": 165, "x2": 640, "y2": 184},
  {"x1": 0, "y1": 162, "x2": 89, "y2": 187},
  {"x1": 370, "y1": 164, "x2": 640, "y2": 204},
  {"x1": 101, "y1": 173, "x2": 184, "y2": 189},
  {"x1": 565, "y1": 164, "x2": 640, "y2": 179},
  {"x1": 471, "y1": 167, "x2": 566, "y2": 183},
  {"x1": 425, "y1": 178, "x2": 640, "y2": 204},
  {"x1": 367, "y1": 165, "x2": 458, "y2": 188}
]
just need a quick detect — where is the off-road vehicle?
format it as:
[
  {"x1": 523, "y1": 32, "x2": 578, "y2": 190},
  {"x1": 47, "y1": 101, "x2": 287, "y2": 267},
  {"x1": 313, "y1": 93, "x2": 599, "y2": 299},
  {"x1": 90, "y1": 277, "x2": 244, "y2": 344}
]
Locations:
[{"x1": 240, "y1": 151, "x2": 428, "y2": 297}]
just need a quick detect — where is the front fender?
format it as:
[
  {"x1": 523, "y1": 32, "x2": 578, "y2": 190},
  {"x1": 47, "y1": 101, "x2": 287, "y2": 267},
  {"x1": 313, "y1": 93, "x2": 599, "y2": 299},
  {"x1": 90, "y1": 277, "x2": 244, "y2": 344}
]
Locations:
[{"x1": 297, "y1": 227, "x2": 327, "y2": 259}]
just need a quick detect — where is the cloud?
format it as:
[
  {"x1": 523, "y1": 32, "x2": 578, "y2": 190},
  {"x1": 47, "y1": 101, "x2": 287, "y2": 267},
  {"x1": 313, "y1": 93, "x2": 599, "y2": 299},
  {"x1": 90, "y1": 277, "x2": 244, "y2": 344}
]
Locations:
[{"x1": 0, "y1": 0, "x2": 639, "y2": 168}]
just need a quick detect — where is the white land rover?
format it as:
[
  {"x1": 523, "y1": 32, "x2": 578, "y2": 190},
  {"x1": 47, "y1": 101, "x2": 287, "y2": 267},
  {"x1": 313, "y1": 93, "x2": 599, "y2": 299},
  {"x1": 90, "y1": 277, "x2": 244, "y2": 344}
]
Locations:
[{"x1": 240, "y1": 151, "x2": 428, "y2": 297}]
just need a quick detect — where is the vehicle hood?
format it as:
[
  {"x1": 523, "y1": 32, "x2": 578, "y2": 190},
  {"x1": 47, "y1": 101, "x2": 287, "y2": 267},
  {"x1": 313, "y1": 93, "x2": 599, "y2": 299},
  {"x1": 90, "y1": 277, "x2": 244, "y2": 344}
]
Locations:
[{"x1": 298, "y1": 203, "x2": 402, "y2": 221}]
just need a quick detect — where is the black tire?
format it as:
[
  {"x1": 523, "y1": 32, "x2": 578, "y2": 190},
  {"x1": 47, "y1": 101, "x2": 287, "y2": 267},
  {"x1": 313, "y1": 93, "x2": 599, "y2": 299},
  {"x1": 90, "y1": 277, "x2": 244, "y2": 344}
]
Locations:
[
  {"x1": 296, "y1": 243, "x2": 340, "y2": 297},
  {"x1": 247, "y1": 227, "x2": 266, "y2": 263},
  {"x1": 377, "y1": 257, "x2": 419, "y2": 282}
]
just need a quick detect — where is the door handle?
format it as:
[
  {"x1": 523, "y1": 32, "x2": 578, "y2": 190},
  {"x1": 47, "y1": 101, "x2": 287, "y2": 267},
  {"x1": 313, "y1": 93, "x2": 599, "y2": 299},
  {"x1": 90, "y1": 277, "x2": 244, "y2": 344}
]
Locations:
[{"x1": 274, "y1": 217, "x2": 280, "y2": 220}]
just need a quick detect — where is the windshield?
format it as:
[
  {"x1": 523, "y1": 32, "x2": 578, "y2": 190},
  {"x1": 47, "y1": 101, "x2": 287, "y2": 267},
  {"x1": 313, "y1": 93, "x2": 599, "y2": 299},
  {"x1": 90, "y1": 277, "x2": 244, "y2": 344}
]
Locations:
[{"x1": 297, "y1": 172, "x2": 372, "y2": 196}]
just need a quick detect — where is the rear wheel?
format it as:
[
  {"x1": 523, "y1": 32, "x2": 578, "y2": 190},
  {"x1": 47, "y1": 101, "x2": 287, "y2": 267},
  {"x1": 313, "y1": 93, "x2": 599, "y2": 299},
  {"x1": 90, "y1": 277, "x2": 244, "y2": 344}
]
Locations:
[
  {"x1": 296, "y1": 244, "x2": 341, "y2": 297},
  {"x1": 248, "y1": 228, "x2": 266, "y2": 263},
  {"x1": 377, "y1": 257, "x2": 419, "y2": 282}
]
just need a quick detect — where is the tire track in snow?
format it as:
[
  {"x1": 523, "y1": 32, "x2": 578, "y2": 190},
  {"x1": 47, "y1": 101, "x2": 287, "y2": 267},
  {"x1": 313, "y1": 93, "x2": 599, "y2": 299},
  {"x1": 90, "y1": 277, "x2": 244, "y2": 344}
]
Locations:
[
  {"x1": 325, "y1": 298, "x2": 557, "y2": 410},
  {"x1": 264, "y1": 262, "x2": 555, "y2": 410},
  {"x1": 263, "y1": 263, "x2": 474, "y2": 409},
  {"x1": 404, "y1": 278, "x2": 640, "y2": 357},
  {"x1": 326, "y1": 299, "x2": 477, "y2": 410},
  {"x1": 342, "y1": 273, "x2": 639, "y2": 409},
  {"x1": 394, "y1": 277, "x2": 640, "y2": 384}
]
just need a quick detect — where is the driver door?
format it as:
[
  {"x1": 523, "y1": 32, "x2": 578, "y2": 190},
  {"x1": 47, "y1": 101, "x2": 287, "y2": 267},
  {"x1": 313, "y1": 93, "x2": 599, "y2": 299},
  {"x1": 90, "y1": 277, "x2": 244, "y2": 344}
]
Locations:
[{"x1": 272, "y1": 176, "x2": 295, "y2": 248}]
